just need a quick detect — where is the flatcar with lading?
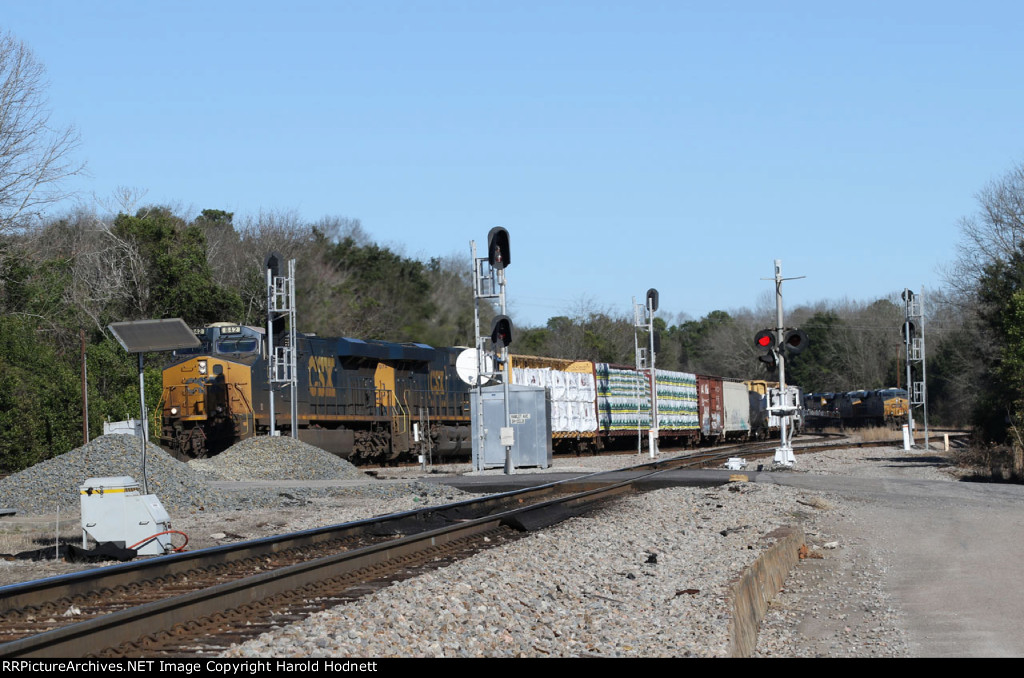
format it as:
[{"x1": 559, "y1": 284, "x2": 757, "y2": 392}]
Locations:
[
  {"x1": 161, "y1": 323, "x2": 473, "y2": 463},
  {"x1": 162, "y1": 322, "x2": 805, "y2": 463}
]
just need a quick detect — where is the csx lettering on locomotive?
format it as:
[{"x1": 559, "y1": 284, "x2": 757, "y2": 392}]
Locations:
[{"x1": 308, "y1": 355, "x2": 336, "y2": 398}]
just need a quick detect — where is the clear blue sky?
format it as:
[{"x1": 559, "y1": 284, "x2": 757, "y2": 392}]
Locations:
[{"x1": 5, "y1": 1, "x2": 1021, "y2": 328}]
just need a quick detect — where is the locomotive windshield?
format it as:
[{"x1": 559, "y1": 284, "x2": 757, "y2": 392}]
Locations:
[
  {"x1": 174, "y1": 341, "x2": 210, "y2": 356},
  {"x1": 216, "y1": 338, "x2": 259, "y2": 354}
]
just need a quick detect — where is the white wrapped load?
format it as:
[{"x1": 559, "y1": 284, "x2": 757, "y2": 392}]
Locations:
[{"x1": 512, "y1": 363, "x2": 598, "y2": 434}]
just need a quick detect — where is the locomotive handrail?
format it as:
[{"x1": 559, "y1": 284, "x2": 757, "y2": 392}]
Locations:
[
  {"x1": 393, "y1": 390, "x2": 409, "y2": 435},
  {"x1": 229, "y1": 382, "x2": 253, "y2": 415}
]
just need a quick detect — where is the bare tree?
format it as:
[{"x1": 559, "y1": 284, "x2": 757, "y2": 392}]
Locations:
[
  {"x1": 210, "y1": 209, "x2": 318, "y2": 326},
  {"x1": 947, "y1": 162, "x2": 1024, "y2": 296},
  {"x1": 0, "y1": 33, "x2": 83, "y2": 233}
]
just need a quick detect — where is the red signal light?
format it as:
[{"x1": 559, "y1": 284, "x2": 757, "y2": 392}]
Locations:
[{"x1": 754, "y1": 329, "x2": 775, "y2": 349}]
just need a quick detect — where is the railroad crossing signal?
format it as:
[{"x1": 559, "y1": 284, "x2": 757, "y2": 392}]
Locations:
[
  {"x1": 754, "y1": 329, "x2": 777, "y2": 369},
  {"x1": 783, "y1": 329, "x2": 809, "y2": 355},
  {"x1": 755, "y1": 328, "x2": 808, "y2": 364}
]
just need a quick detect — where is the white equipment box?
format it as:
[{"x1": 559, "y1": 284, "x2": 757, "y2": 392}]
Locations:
[{"x1": 80, "y1": 476, "x2": 172, "y2": 556}]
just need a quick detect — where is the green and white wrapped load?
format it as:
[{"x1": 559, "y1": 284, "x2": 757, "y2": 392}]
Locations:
[{"x1": 595, "y1": 364, "x2": 699, "y2": 433}]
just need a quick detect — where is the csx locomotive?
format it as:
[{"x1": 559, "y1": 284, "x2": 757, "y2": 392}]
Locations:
[
  {"x1": 803, "y1": 388, "x2": 909, "y2": 429},
  {"x1": 160, "y1": 323, "x2": 473, "y2": 462}
]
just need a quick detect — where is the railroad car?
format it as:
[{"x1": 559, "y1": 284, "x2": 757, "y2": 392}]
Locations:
[
  {"x1": 510, "y1": 354, "x2": 599, "y2": 452},
  {"x1": 722, "y1": 379, "x2": 755, "y2": 440},
  {"x1": 875, "y1": 388, "x2": 911, "y2": 425},
  {"x1": 696, "y1": 374, "x2": 725, "y2": 442},
  {"x1": 160, "y1": 323, "x2": 472, "y2": 463},
  {"x1": 846, "y1": 388, "x2": 909, "y2": 427},
  {"x1": 510, "y1": 356, "x2": 701, "y2": 452},
  {"x1": 593, "y1": 363, "x2": 700, "y2": 450},
  {"x1": 803, "y1": 392, "x2": 842, "y2": 430}
]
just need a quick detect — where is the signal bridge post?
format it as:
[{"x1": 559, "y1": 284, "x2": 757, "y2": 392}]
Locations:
[
  {"x1": 266, "y1": 253, "x2": 298, "y2": 440},
  {"x1": 633, "y1": 289, "x2": 659, "y2": 458},
  {"x1": 902, "y1": 289, "x2": 928, "y2": 450}
]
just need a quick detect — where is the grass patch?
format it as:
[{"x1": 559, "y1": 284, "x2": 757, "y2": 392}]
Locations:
[
  {"x1": 952, "y1": 443, "x2": 1024, "y2": 482},
  {"x1": 0, "y1": 519, "x2": 81, "y2": 556},
  {"x1": 857, "y1": 425, "x2": 904, "y2": 443}
]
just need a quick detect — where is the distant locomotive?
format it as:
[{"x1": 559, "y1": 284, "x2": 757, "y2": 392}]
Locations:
[
  {"x1": 803, "y1": 388, "x2": 909, "y2": 430},
  {"x1": 162, "y1": 323, "x2": 807, "y2": 463},
  {"x1": 160, "y1": 323, "x2": 472, "y2": 463}
]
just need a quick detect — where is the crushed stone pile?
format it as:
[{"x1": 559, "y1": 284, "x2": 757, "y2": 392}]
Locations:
[
  {"x1": 0, "y1": 435, "x2": 229, "y2": 515},
  {"x1": 187, "y1": 435, "x2": 367, "y2": 481}
]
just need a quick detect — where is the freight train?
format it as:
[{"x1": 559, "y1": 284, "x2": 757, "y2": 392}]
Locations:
[{"x1": 160, "y1": 323, "x2": 803, "y2": 463}]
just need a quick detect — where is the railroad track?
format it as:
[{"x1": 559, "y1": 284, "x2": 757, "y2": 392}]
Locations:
[{"x1": 0, "y1": 431, "x2": 964, "y2": 658}]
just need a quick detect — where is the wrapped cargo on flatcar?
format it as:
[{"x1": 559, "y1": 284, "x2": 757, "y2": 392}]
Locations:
[
  {"x1": 510, "y1": 355, "x2": 598, "y2": 435},
  {"x1": 595, "y1": 364, "x2": 698, "y2": 434}
]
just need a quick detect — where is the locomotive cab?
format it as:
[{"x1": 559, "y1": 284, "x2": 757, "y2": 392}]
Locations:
[{"x1": 161, "y1": 323, "x2": 261, "y2": 459}]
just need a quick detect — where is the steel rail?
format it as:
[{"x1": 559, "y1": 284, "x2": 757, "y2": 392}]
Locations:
[{"x1": 0, "y1": 473, "x2": 642, "y2": 657}]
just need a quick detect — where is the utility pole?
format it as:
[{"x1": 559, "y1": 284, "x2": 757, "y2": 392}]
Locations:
[{"x1": 81, "y1": 329, "x2": 89, "y2": 445}]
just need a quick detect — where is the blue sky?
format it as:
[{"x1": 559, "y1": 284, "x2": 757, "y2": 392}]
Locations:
[{"x1": 5, "y1": 1, "x2": 1022, "y2": 328}]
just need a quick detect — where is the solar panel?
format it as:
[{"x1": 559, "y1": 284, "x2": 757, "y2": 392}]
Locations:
[{"x1": 108, "y1": 318, "x2": 201, "y2": 353}]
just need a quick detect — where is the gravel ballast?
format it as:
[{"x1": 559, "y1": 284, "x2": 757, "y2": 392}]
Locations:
[
  {"x1": 221, "y1": 447, "x2": 951, "y2": 658},
  {"x1": 224, "y1": 481, "x2": 810, "y2": 658},
  {"x1": 0, "y1": 435, "x2": 229, "y2": 515}
]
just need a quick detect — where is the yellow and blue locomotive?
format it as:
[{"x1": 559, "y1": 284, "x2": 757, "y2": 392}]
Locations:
[
  {"x1": 160, "y1": 323, "x2": 472, "y2": 462},
  {"x1": 803, "y1": 388, "x2": 909, "y2": 429}
]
